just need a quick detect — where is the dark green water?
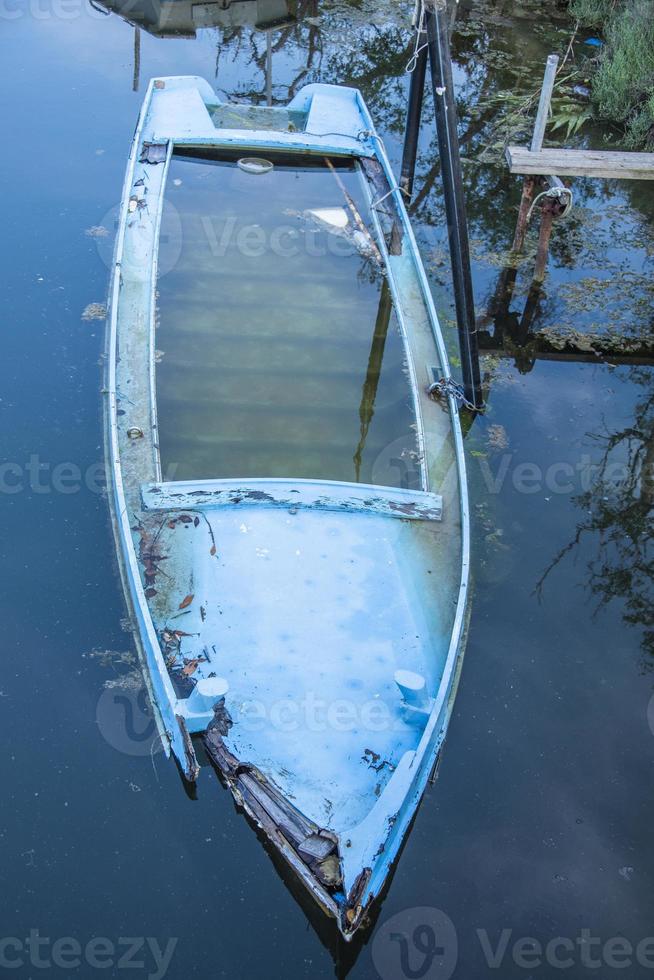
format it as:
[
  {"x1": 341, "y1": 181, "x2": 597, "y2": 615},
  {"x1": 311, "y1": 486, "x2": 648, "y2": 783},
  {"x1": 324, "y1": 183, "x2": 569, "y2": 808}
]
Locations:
[{"x1": 1, "y1": 0, "x2": 653, "y2": 977}]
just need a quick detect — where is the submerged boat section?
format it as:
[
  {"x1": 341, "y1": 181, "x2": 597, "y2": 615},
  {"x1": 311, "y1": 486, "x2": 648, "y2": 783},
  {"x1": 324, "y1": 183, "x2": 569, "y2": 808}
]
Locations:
[{"x1": 106, "y1": 76, "x2": 470, "y2": 938}]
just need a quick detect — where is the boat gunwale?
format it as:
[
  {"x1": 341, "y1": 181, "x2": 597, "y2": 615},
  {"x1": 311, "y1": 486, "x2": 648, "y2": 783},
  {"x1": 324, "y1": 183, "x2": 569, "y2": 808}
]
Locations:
[
  {"x1": 106, "y1": 77, "x2": 197, "y2": 776},
  {"x1": 346, "y1": 89, "x2": 472, "y2": 910}
]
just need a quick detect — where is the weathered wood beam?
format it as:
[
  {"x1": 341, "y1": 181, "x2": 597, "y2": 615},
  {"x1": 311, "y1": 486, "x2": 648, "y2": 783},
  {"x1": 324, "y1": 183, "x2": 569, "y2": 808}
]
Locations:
[
  {"x1": 478, "y1": 332, "x2": 654, "y2": 366},
  {"x1": 480, "y1": 347, "x2": 654, "y2": 366},
  {"x1": 506, "y1": 146, "x2": 654, "y2": 180}
]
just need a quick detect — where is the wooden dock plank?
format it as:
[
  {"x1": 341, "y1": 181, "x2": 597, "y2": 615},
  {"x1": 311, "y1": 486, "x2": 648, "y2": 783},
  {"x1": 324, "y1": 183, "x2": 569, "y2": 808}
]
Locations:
[{"x1": 506, "y1": 146, "x2": 654, "y2": 180}]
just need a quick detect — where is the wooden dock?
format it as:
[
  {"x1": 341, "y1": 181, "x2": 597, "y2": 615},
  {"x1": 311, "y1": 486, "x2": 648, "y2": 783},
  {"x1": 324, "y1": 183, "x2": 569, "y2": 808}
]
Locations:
[{"x1": 507, "y1": 146, "x2": 654, "y2": 180}]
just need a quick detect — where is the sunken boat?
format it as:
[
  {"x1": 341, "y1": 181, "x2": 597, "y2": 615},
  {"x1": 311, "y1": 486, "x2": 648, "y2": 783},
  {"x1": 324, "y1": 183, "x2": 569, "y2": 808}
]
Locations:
[{"x1": 105, "y1": 76, "x2": 470, "y2": 938}]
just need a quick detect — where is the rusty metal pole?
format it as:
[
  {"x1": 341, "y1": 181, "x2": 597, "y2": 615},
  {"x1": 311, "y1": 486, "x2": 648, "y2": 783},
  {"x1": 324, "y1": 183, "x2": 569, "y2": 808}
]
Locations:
[
  {"x1": 511, "y1": 176, "x2": 535, "y2": 252},
  {"x1": 425, "y1": 0, "x2": 482, "y2": 409},
  {"x1": 533, "y1": 196, "x2": 556, "y2": 283}
]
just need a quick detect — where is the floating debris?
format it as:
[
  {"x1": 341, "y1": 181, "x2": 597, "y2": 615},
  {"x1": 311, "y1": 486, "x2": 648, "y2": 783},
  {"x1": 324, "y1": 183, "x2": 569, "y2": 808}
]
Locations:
[
  {"x1": 85, "y1": 225, "x2": 110, "y2": 238},
  {"x1": 486, "y1": 424, "x2": 509, "y2": 451},
  {"x1": 82, "y1": 302, "x2": 107, "y2": 321}
]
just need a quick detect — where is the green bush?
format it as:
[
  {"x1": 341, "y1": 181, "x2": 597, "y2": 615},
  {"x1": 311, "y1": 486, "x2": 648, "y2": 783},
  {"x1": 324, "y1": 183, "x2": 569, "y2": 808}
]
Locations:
[
  {"x1": 570, "y1": 0, "x2": 654, "y2": 148},
  {"x1": 569, "y1": 0, "x2": 620, "y2": 29}
]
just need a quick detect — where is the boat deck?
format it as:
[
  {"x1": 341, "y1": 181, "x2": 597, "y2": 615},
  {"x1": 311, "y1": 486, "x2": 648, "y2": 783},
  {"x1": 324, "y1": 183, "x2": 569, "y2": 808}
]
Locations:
[{"x1": 142, "y1": 491, "x2": 451, "y2": 832}]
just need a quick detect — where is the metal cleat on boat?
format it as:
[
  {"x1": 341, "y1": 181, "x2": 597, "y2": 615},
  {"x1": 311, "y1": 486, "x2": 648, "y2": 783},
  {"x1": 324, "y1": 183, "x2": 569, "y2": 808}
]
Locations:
[
  {"x1": 394, "y1": 669, "x2": 433, "y2": 722},
  {"x1": 178, "y1": 676, "x2": 229, "y2": 732}
]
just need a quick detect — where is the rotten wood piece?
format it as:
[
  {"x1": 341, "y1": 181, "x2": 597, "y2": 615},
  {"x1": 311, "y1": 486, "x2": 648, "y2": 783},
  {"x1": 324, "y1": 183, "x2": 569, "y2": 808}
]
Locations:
[
  {"x1": 175, "y1": 714, "x2": 200, "y2": 782},
  {"x1": 203, "y1": 709, "x2": 375, "y2": 935},
  {"x1": 507, "y1": 146, "x2": 654, "y2": 180}
]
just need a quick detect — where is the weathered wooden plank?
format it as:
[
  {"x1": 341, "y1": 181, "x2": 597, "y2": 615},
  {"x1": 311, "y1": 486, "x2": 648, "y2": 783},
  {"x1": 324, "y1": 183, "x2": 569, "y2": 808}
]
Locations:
[
  {"x1": 506, "y1": 146, "x2": 654, "y2": 180},
  {"x1": 142, "y1": 479, "x2": 444, "y2": 522}
]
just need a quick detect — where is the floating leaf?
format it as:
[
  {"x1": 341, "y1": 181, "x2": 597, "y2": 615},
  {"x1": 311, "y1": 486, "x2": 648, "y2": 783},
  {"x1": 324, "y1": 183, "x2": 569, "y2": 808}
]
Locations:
[
  {"x1": 179, "y1": 593, "x2": 194, "y2": 609},
  {"x1": 210, "y1": 545, "x2": 216, "y2": 556},
  {"x1": 145, "y1": 587, "x2": 157, "y2": 599},
  {"x1": 182, "y1": 658, "x2": 201, "y2": 676}
]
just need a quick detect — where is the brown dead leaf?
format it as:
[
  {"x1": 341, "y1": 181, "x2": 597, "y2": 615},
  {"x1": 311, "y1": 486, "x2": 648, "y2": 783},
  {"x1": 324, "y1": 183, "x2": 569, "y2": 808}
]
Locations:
[
  {"x1": 210, "y1": 545, "x2": 216, "y2": 556},
  {"x1": 179, "y1": 593, "x2": 194, "y2": 609},
  {"x1": 145, "y1": 587, "x2": 157, "y2": 599},
  {"x1": 182, "y1": 658, "x2": 201, "y2": 676}
]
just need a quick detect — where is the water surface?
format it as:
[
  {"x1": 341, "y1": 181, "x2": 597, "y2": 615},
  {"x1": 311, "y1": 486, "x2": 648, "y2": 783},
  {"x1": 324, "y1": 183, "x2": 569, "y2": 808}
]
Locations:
[{"x1": 1, "y1": 1, "x2": 653, "y2": 977}]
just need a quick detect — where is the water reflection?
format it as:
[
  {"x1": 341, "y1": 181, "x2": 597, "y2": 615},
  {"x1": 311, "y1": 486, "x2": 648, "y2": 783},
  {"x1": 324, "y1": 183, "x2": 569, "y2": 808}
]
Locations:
[
  {"x1": 536, "y1": 365, "x2": 654, "y2": 663},
  {"x1": 99, "y1": 0, "x2": 319, "y2": 102},
  {"x1": 98, "y1": 0, "x2": 300, "y2": 37},
  {"x1": 18, "y1": 0, "x2": 654, "y2": 978}
]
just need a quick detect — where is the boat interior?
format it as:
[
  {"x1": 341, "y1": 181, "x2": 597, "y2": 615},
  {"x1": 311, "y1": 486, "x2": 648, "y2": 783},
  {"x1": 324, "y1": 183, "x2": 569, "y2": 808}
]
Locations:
[
  {"x1": 131, "y1": 142, "x2": 461, "y2": 896},
  {"x1": 111, "y1": 80, "x2": 465, "y2": 917}
]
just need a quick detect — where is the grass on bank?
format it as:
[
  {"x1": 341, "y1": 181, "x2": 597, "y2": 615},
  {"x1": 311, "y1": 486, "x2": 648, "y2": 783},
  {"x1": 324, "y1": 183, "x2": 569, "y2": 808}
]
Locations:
[{"x1": 570, "y1": 0, "x2": 654, "y2": 149}]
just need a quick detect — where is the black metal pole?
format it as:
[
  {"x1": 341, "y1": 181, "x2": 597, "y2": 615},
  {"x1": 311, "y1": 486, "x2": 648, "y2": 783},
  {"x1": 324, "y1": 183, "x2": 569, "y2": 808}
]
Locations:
[
  {"x1": 425, "y1": 0, "x2": 483, "y2": 409},
  {"x1": 400, "y1": 41, "x2": 428, "y2": 201}
]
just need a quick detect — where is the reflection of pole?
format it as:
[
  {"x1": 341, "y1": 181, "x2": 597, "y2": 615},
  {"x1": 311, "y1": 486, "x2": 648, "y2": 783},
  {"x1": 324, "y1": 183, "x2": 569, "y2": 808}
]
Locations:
[
  {"x1": 400, "y1": 42, "x2": 427, "y2": 201},
  {"x1": 132, "y1": 26, "x2": 141, "y2": 93},
  {"x1": 425, "y1": 0, "x2": 482, "y2": 409},
  {"x1": 533, "y1": 197, "x2": 556, "y2": 283},
  {"x1": 353, "y1": 279, "x2": 393, "y2": 481},
  {"x1": 266, "y1": 31, "x2": 272, "y2": 106}
]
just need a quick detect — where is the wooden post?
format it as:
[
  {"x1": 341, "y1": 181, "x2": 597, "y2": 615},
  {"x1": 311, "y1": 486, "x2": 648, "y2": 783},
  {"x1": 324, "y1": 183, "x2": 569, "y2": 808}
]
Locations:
[
  {"x1": 511, "y1": 55, "x2": 558, "y2": 255},
  {"x1": 531, "y1": 55, "x2": 559, "y2": 153}
]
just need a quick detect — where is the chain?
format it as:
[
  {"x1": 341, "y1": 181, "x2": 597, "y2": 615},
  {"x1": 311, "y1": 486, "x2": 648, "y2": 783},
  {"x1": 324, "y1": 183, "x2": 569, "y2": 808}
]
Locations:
[{"x1": 427, "y1": 376, "x2": 482, "y2": 412}]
